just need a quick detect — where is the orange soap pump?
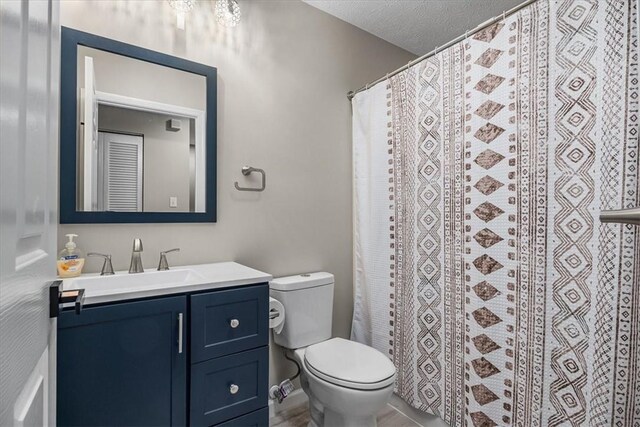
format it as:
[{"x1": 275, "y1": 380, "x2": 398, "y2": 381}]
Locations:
[{"x1": 57, "y1": 234, "x2": 85, "y2": 278}]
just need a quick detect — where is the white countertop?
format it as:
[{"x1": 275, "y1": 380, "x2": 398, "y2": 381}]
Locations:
[{"x1": 62, "y1": 262, "x2": 273, "y2": 306}]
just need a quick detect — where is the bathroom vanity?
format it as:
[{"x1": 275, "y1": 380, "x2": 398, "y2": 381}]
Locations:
[{"x1": 56, "y1": 262, "x2": 271, "y2": 427}]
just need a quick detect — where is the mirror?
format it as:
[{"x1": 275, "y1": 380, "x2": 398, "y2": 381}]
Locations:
[
  {"x1": 60, "y1": 28, "x2": 217, "y2": 223},
  {"x1": 78, "y1": 47, "x2": 206, "y2": 213}
]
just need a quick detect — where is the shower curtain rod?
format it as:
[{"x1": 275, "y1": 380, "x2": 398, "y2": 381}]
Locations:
[{"x1": 347, "y1": 0, "x2": 538, "y2": 100}]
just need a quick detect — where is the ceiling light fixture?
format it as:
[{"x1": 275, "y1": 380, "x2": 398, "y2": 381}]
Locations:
[
  {"x1": 215, "y1": 0, "x2": 241, "y2": 27},
  {"x1": 168, "y1": 0, "x2": 196, "y2": 30}
]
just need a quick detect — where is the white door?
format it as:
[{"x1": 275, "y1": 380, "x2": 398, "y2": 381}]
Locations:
[
  {"x1": 97, "y1": 132, "x2": 143, "y2": 212},
  {"x1": 83, "y1": 56, "x2": 98, "y2": 211},
  {"x1": 0, "y1": 1, "x2": 59, "y2": 426}
]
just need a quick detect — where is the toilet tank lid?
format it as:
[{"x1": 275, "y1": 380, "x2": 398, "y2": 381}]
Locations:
[{"x1": 269, "y1": 272, "x2": 334, "y2": 291}]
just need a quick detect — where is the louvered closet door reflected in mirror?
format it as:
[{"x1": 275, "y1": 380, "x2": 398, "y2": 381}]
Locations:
[{"x1": 97, "y1": 132, "x2": 143, "y2": 212}]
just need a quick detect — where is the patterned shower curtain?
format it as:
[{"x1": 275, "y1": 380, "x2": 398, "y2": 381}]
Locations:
[{"x1": 351, "y1": 1, "x2": 639, "y2": 426}]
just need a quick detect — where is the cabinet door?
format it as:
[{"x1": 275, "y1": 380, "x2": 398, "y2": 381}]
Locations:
[
  {"x1": 57, "y1": 296, "x2": 187, "y2": 426},
  {"x1": 190, "y1": 347, "x2": 268, "y2": 427},
  {"x1": 191, "y1": 284, "x2": 268, "y2": 362}
]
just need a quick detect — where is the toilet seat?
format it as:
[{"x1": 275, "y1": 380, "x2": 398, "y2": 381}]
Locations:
[{"x1": 303, "y1": 338, "x2": 395, "y2": 390}]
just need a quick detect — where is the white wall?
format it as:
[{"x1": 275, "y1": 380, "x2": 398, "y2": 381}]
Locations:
[{"x1": 59, "y1": 0, "x2": 415, "y2": 388}]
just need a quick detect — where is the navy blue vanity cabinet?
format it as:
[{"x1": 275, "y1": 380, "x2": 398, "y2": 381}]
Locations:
[
  {"x1": 57, "y1": 296, "x2": 187, "y2": 427},
  {"x1": 190, "y1": 284, "x2": 269, "y2": 427},
  {"x1": 57, "y1": 283, "x2": 269, "y2": 427}
]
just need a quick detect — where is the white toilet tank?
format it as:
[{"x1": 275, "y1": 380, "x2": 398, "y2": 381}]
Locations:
[{"x1": 269, "y1": 272, "x2": 334, "y2": 349}]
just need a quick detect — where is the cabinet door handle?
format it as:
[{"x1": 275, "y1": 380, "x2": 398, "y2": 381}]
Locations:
[
  {"x1": 229, "y1": 384, "x2": 239, "y2": 395},
  {"x1": 230, "y1": 318, "x2": 240, "y2": 328},
  {"x1": 178, "y1": 313, "x2": 184, "y2": 354}
]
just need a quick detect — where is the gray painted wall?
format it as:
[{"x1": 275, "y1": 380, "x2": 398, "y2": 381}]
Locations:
[
  {"x1": 77, "y1": 45, "x2": 206, "y2": 110},
  {"x1": 59, "y1": 0, "x2": 415, "y2": 387}
]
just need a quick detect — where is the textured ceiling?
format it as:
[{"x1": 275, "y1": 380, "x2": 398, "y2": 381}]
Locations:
[{"x1": 303, "y1": 0, "x2": 528, "y2": 55}]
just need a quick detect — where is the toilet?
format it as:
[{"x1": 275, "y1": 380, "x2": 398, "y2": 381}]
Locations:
[{"x1": 270, "y1": 273, "x2": 396, "y2": 427}]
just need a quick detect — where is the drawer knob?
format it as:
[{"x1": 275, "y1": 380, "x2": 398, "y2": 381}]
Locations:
[
  {"x1": 230, "y1": 384, "x2": 239, "y2": 395},
  {"x1": 230, "y1": 318, "x2": 240, "y2": 328}
]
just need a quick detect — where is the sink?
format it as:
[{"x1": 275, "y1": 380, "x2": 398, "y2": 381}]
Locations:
[
  {"x1": 65, "y1": 269, "x2": 206, "y2": 298},
  {"x1": 59, "y1": 262, "x2": 273, "y2": 306}
]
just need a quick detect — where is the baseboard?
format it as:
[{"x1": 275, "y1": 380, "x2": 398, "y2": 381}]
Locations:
[
  {"x1": 268, "y1": 388, "x2": 308, "y2": 418},
  {"x1": 388, "y1": 394, "x2": 450, "y2": 427}
]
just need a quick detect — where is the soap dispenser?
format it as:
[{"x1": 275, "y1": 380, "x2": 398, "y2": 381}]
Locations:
[{"x1": 57, "y1": 234, "x2": 85, "y2": 278}]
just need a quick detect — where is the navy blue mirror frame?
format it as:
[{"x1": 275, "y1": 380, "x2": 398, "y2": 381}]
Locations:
[{"x1": 59, "y1": 27, "x2": 217, "y2": 223}]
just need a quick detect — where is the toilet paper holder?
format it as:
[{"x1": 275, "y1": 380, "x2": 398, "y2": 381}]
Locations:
[
  {"x1": 234, "y1": 166, "x2": 266, "y2": 192},
  {"x1": 268, "y1": 297, "x2": 285, "y2": 334}
]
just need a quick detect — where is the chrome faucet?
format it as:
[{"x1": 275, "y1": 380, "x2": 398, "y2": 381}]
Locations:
[
  {"x1": 129, "y1": 238, "x2": 144, "y2": 274},
  {"x1": 88, "y1": 252, "x2": 115, "y2": 276},
  {"x1": 157, "y1": 248, "x2": 180, "y2": 271}
]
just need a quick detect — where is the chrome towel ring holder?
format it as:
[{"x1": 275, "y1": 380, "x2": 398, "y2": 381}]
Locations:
[{"x1": 234, "y1": 166, "x2": 266, "y2": 192}]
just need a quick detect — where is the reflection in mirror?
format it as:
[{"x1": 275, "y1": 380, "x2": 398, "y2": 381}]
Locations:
[{"x1": 76, "y1": 46, "x2": 206, "y2": 213}]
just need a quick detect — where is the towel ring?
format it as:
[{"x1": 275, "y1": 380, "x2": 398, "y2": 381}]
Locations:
[{"x1": 234, "y1": 166, "x2": 266, "y2": 192}]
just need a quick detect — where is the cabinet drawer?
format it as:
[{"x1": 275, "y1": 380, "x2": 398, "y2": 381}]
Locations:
[
  {"x1": 191, "y1": 284, "x2": 268, "y2": 362},
  {"x1": 214, "y1": 407, "x2": 268, "y2": 427},
  {"x1": 190, "y1": 347, "x2": 268, "y2": 427}
]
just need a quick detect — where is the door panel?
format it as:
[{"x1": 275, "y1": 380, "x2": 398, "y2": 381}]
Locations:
[
  {"x1": 0, "y1": 0, "x2": 59, "y2": 425},
  {"x1": 97, "y1": 132, "x2": 143, "y2": 212},
  {"x1": 13, "y1": 349, "x2": 49, "y2": 427}
]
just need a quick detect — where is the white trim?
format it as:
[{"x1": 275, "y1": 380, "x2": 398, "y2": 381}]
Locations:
[
  {"x1": 96, "y1": 91, "x2": 204, "y2": 121},
  {"x1": 95, "y1": 90, "x2": 207, "y2": 212}
]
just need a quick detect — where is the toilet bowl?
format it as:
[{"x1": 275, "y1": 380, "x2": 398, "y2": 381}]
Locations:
[
  {"x1": 269, "y1": 273, "x2": 396, "y2": 427},
  {"x1": 293, "y1": 338, "x2": 395, "y2": 427}
]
